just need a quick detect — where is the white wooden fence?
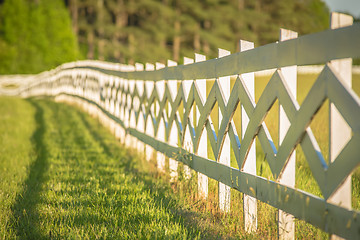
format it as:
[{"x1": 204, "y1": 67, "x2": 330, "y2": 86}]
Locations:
[{"x1": 8, "y1": 12, "x2": 360, "y2": 239}]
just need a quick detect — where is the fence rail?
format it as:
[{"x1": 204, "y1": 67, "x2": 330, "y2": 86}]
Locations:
[{"x1": 4, "y1": 12, "x2": 360, "y2": 239}]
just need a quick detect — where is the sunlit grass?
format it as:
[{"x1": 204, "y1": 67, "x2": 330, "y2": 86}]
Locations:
[
  {"x1": 0, "y1": 97, "x2": 203, "y2": 239},
  {"x1": 0, "y1": 97, "x2": 36, "y2": 239}
]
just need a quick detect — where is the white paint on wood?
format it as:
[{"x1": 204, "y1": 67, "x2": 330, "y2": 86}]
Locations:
[
  {"x1": 217, "y1": 48, "x2": 231, "y2": 213},
  {"x1": 278, "y1": 28, "x2": 298, "y2": 240},
  {"x1": 240, "y1": 40, "x2": 257, "y2": 233},
  {"x1": 195, "y1": 53, "x2": 208, "y2": 199},
  {"x1": 124, "y1": 78, "x2": 131, "y2": 147},
  {"x1": 135, "y1": 63, "x2": 145, "y2": 156},
  {"x1": 329, "y1": 12, "x2": 353, "y2": 240},
  {"x1": 145, "y1": 63, "x2": 155, "y2": 161},
  {"x1": 167, "y1": 59, "x2": 178, "y2": 181},
  {"x1": 156, "y1": 62, "x2": 166, "y2": 172},
  {"x1": 182, "y1": 57, "x2": 194, "y2": 179},
  {"x1": 129, "y1": 79, "x2": 137, "y2": 147}
]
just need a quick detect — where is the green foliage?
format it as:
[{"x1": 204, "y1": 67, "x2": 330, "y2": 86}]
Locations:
[
  {"x1": 0, "y1": 0, "x2": 80, "y2": 74},
  {"x1": 69, "y1": 0, "x2": 330, "y2": 65},
  {"x1": 0, "y1": 0, "x2": 333, "y2": 71}
]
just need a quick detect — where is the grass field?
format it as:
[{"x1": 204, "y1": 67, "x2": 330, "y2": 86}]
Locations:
[
  {"x1": 0, "y1": 97, "x2": 212, "y2": 239},
  {"x1": 0, "y1": 72, "x2": 359, "y2": 239}
]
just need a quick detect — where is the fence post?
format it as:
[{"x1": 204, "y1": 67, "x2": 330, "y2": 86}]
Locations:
[
  {"x1": 114, "y1": 76, "x2": 122, "y2": 140},
  {"x1": 110, "y1": 77, "x2": 116, "y2": 135},
  {"x1": 119, "y1": 77, "x2": 126, "y2": 145},
  {"x1": 156, "y1": 62, "x2": 166, "y2": 172},
  {"x1": 129, "y1": 76, "x2": 137, "y2": 148},
  {"x1": 182, "y1": 57, "x2": 194, "y2": 179},
  {"x1": 110, "y1": 76, "x2": 117, "y2": 135},
  {"x1": 108, "y1": 76, "x2": 114, "y2": 131},
  {"x1": 145, "y1": 63, "x2": 155, "y2": 161},
  {"x1": 127, "y1": 65, "x2": 136, "y2": 147},
  {"x1": 123, "y1": 75, "x2": 131, "y2": 148},
  {"x1": 218, "y1": 48, "x2": 231, "y2": 213},
  {"x1": 328, "y1": 12, "x2": 353, "y2": 240},
  {"x1": 278, "y1": 28, "x2": 298, "y2": 240},
  {"x1": 135, "y1": 63, "x2": 145, "y2": 156},
  {"x1": 167, "y1": 59, "x2": 178, "y2": 181},
  {"x1": 240, "y1": 40, "x2": 257, "y2": 232},
  {"x1": 195, "y1": 53, "x2": 208, "y2": 199}
]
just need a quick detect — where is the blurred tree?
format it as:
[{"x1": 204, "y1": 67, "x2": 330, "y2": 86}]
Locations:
[
  {"x1": 0, "y1": 0, "x2": 331, "y2": 72},
  {"x1": 63, "y1": 0, "x2": 330, "y2": 64},
  {"x1": 0, "y1": 0, "x2": 79, "y2": 74}
]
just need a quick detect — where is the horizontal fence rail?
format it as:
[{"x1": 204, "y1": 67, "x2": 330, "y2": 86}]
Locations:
[{"x1": 4, "y1": 12, "x2": 360, "y2": 239}]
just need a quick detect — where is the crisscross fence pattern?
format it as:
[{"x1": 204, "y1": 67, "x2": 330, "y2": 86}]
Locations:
[{"x1": 12, "y1": 12, "x2": 360, "y2": 239}]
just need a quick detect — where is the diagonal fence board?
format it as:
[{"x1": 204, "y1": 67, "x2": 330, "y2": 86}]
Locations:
[{"x1": 14, "y1": 18, "x2": 360, "y2": 239}]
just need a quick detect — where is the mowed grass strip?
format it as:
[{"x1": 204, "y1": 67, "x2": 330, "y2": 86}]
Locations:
[
  {"x1": 0, "y1": 97, "x2": 36, "y2": 239},
  {"x1": 0, "y1": 97, "x2": 205, "y2": 239}
]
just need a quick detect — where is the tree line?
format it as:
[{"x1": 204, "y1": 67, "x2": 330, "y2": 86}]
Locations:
[
  {"x1": 66, "y1": 0, "x2": 330, "y2": 64},
  {"x1": 0, "y1": 0, "x2": 330, "y2": 74},
  {"x1": 0, "y1": 0, "x2": 79, "y2": 74}
]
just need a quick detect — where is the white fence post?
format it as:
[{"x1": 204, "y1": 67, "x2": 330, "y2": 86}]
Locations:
[
  {"x1": 182, "y1": 57, "x2": 194, "y2": 179},
  {"x1": 127, "y1": 65, "x2": 136, "y2": 147},
  {"x1": 167, "y1": 59, "x2": 179, "y2": 181},
  {"x1": 119, "y1": 77, "x2": 126, "y2": 145},
  {"x1": 240, "y1": 40, "x2": 257, "y2": 232},
  {"x1": 218, "y1": 48, "x2": 231, "y2": 213},
  {"x1": 114, "y1": 77, "x2": 122, "y2": 140},
  {"x1": 129, "y1": 78, "x2": 137, "y2": 147},
  {"x1": 145, "y1": 63, "x2": 155, "y2": 161},
  {"x1": 124, "y1": 75, "x2": 131, "y2": 148},
  {"x1": 329, "y1": 12, "x2": 353, "y2": 240},
  {"x1": 278, "y1": 28, "x2": 298, "y2": 240},
  {"x1": 156, "y1": 62, "x2": 166, "y2": 172},
  {"x1": 195, "y1": 53, "x2": 208, "y2": 199},
  {"x1": 135, "y1": 63, "x2": 145, "y2": 156}
]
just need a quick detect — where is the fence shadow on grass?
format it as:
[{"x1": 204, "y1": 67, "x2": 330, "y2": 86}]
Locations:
[
  {"x1": 75, "y1": 108, "x2": 226, "y2": 239},
  {"x1": 11, "y1": 99, "x2": 48, "y2": 239}
]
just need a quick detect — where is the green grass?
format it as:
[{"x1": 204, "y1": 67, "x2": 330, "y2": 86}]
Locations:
[
  {"x1": 0, "y1": 97, "x2": 212, "y2": 239},
  {"x1": 0, "y1": 97, "x2": 36, "y2": 239}
]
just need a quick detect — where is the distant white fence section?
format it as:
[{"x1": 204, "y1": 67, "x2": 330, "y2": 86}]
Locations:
[{"x1": 5, "y1": 12, "x2": 360, "y2": 239}]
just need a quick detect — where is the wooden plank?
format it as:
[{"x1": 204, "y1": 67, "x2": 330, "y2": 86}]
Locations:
[
  {"x1": 278, "y1": 28, "x2": 298, "y2": 240},
  {"x1": 119, "y1": 78, "x2": 126, "y2": 145},
  {"x1": 145, "y1": 63, "x2": 155, "y2": 161},
  {"x1": 239, "y1": 40, "x2": 257, "y2": 233},
  {"x1": 182, "y1": 57, "x2": 194, "y2": 179},
  {"x1": 156, "y1": 62, "x2": 166, "y2": 172},
  {"x1": 195, "y1": 53, "x2": 208, "y2": 199},
  {"x1": 217, "y1": 48, "x2": 231, "y2": 213},
  {"x1": 328, "y1": 12, "x2": 353, "y2": 240},
  {"x1": 123, "y1": 77, "x2": 131, "y2": 147},
  {"x1": 135, "y1": 63, "x2": 145, "y2": 155},
  {"x1": 129, "y1": 78, "x2": 137, "y2": 147},
  {"x1": 167, "y1": 59, "x2": 178, "y2": 181}
]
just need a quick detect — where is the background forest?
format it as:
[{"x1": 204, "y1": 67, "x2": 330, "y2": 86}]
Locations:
[{"x1": 0, "y1": 0, "x2": 351, "y2": 74}]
